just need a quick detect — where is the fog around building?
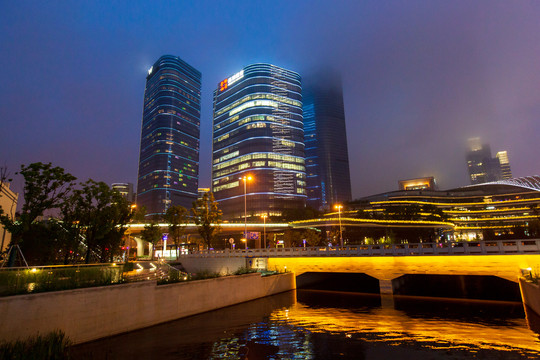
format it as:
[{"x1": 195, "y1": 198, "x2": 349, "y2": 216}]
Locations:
[{"x1": 1, "y1": 1, "x2": 539, "y2": 200}]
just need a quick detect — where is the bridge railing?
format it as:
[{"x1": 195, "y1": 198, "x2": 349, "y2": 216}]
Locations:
[{"x1": 178, "y1": 239, "x2": 540, "y2": 258}]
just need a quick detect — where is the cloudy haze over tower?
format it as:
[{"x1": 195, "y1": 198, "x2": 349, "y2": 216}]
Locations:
[
  {"x1": 466, "y1": 137, "x2": 512, "y2": 185},
  {"x1": 303, "y1": 71, "x2": 352, "y2": 210},
  {"x1": 136, "y1": 55, "x2": 201, "y2": 216},
  {"x1": 212, "y1": 64, "x2": 306, "y2": 219}
]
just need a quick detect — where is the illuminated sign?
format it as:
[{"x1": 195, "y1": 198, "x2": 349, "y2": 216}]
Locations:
[
  {"x1": 220, "y1": 69, "x2": 244, "y2": 92},
  {"x1": 148, "y1": 66, "x2": 153, "y2": 75}
]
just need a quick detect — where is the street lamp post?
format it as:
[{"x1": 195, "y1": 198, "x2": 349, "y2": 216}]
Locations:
[
  {"x1": 126, "y1": 204, "x2": 137, "y2": 261},
  {"x1": 334, "y1": 204, "x2": 343, "y2": 247},
  {"x1": 261, "y1": 214, "x2": 268, "y2": 249},
  {"x1": 239, "y1": 175, "x2": 252, "y2": 249}
]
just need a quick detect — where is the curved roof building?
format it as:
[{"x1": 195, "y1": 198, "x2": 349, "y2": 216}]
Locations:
[{"x1": 347, "y1": 176, "x2": 540, "y2": 242}]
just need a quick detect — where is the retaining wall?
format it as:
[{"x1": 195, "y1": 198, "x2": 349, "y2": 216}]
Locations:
[
  {"x1": 0, "y1": 272, "x2": 295, "y2": 344},
  {"x1": 519, "y1": 278, "x2": 540, "y2": 317},
  {"x1": 178, "y1": 257, "x2": 248, "y2": 275}
]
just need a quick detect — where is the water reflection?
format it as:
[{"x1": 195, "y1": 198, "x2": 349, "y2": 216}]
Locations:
[{"x1": 72, "y1": 290, "x2": 540, "y2": 359}]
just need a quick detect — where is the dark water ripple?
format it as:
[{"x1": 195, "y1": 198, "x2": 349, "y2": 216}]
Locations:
[{"x1": 71, "y1": 290, "x2": 540, "y2": 359}]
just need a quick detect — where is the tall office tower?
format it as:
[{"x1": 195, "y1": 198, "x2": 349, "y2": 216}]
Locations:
[
  {"x1": 136, "y1": 55, "x2": 201, "y2": 217},
  {"x1": 111, "y1": 182, "x2": 134, "y2": 202},
  {"x1": 496, "y1": 151, "x2": 512, "y2": 179},
  {"x1": 212, "y1": 64, "x2": 306, "y2": 219},
  {"x1": 303, "y1": 72, "x2": 352, "y2": 211},
  {"x1": 466, "y1": 137, "x2": 501, "y2": 184}
]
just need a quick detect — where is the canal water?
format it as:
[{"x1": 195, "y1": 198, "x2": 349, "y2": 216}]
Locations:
[{"x1": 72, "y1": 290, "x2": 540, "y2": 359}]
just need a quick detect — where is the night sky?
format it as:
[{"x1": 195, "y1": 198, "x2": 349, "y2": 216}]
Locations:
[{"x1": 1, "y1": 1, "x2": 539, "y2": 202}]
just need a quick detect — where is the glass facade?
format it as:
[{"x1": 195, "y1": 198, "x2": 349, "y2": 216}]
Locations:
[
  {"x1": 212, "y1": 64, "x2": 306, "y2": 219},
  {"x1": 136, "y1": 55, "x2": 201, "y2": 216},
  {"x1": 303, "y1": 72, "x2": 352, "y2": 211},
  {"x1": 466, "y1": 138, "x2": 506, "y2": 185}
]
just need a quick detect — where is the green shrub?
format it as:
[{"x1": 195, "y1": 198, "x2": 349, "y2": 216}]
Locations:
[
  {"x1": 122, "y1": 262, "x2": 134, "y2": 272},
  {"x1": 0, "y1": 330, "x2": 71, "y2": 359},
  {"x1": 0, "y1": 266, "x2": 123, "y2": 297},
  {"x1": 192, "y1": 270, "x2": 221, "y2": 280},
  {"x1": 233, "y1": 266, "x2": 257, "y2": 275}
]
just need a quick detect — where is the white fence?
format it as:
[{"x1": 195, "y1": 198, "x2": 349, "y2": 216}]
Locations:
[{"x1": 179, "y1": 239, "x2": 540, "y2": 258}]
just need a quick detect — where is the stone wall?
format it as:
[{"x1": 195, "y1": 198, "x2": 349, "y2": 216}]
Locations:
[
  {"x1": 519, "y1": 278, "x2": 540, "y2": 316},
  {"x1": 178, "y1": 256, "x2": 248, "y2": 275},
  {"x1": 0, "y1": 272, "x2": 295, "y2": 344}
]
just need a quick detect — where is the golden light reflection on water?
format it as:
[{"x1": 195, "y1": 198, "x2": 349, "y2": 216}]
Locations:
[{"x1": 271, "y1": 294, "x2": 540, "y2": 355}]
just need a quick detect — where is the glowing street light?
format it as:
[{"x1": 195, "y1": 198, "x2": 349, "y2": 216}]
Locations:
[
  {"x1": 261, "y1": 214, "x2": 268, "y2": 249},
  {"x1": 126, "y1": 204, "x2": 137, "y2": 261},
  {"x1": 334, "y1": 204, "x2": 344, "y2": 247},
  {"x1": 239, "y1": 175, "x2": 253, "y2": 249}
]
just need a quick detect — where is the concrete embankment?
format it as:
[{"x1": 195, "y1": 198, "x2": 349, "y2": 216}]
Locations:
[
  {"x1": 0, "y1": 272, "x2": 295, "y2": 344},
  {"x1": 519, "y1": 278, "x2": 540, "y2": 317}
]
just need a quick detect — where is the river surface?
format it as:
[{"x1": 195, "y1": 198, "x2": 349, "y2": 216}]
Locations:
[{"x1": 72, "y1": 290, "x2": 540, "y2": 359}]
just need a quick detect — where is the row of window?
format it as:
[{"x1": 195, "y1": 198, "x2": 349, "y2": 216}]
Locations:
[
  {"x1": 215, "y1": 92, "x2": 302, "y2": 118},
  {"x1": 213, "y1": 161, "x2": 306, "y2": 178},
  {"x1": 213, "y1": 152, "x2": 305, "y2": 170}
]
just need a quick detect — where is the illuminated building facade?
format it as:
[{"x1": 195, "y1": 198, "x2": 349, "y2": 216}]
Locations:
[
  {"x1": 0, "y1": 182, "x2": 18, "y2": 253},
  {"x1": 466, "y1": 138, "x2": 500, "y2": 184},
  {"x1": 212, "y1": 64, "x2": 306, "y2": 219},
  {"x1": 466, "y1": 137, "x2": 512, "y2": 185},
  {"x1": 111, "y1": 182, "x2": 134, "y2": 202},
  {"x1": 496, "y1": 151, "x2": 512, "y2": 180},
  {"x1": 348, "y1": 176, "x2": 540, "y2": 242},
  {"x1": 398, "y1": 177, "x2": 437, "y2": 191},
  {"x1": 303, "y1": 72, "x2": 351, "y2": 211},
  {"x1": 136, "y1": 55, "x2": 201, "y2": 216}
]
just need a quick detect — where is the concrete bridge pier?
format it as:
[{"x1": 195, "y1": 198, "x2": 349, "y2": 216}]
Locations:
[
  {"x1": 378, "y1": 280, "x2": 394, "y2": 295},
  {"x1": 133, "y1": 237, "x2": 146, "y2": 258},
  {"x1": 368, "y1": 274, "x2": 404, "y2": 308},
  {"x1": 365, "y1": 272, "x2": 404, "y2": 296}
]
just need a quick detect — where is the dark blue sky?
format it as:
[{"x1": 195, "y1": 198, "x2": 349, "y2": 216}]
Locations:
[{"x1": 1, "y1": 1, "x2": 539, "y2": 200}]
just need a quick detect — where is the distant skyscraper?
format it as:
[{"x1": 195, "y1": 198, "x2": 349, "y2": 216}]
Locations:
[
  {"x1": 212, "y1": 64, "x2": 306, "y2": 219},
  {"x1": 496, "y1": 151, "x2": 512, "y2": 179},
  {"x1": 466, "y1": 137, "x2": 507, "y2": 185},
  {"x1": 112, "y1": 182, "x2": 134, "y2": 202},
  {"x1": 136, "y1": 55, "x2": 201, "y2": 216},
  {"x1": 303, "y1": 72, "x2": 351, "y2": 210}
]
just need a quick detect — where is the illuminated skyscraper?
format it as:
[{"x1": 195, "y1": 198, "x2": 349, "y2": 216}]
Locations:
[
  {"x1": 136, "y1": 55, "x2": 201, "y2": 216},
  {"x1": 111, "y1": 182, "x2": 134, "y2": 202},
  {"x1": 303, "y1": 72, "x2": 351, "y2": 210},
  {"x1": 496, "y1": 151, "x2": 512, "y2": 180},
  {"x1": 466, "y1": 137, "x2": 511, "y2": 185},
  {"x1": 212, "y1": 64, "x2": 306, "y2": 219}
]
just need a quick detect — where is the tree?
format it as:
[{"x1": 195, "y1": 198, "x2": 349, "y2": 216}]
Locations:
[
  {"x1": 302, "y1": 229, "x2": 323, "y2": 247},
  {"x1": 132, "y1": 205, "x2": 147, "y2": 223},
  {"x1": 283, "y1": 229, "x2": 302, "y2": 247},
  {"x1": 191, "y1": 192, "x2": 222, "y2": 249},
  {"x1": 140, "y1": 221, "x2": 162, "y2": 260},
  {"x1": 164, "y1": 205, "x2": 188, "y2": 259},
  {"x1": 56, "y1": 194, "x2": 85, "y2": 264},
  {"x1": 100, "y1": 190, "x2": 132, "y2": 262},
  {"x1": 1, "y1": 162, "x2": 76, "y2": 266},
  {"x1": 73, "y1": 180, "x2": 132, "y2": 263}
]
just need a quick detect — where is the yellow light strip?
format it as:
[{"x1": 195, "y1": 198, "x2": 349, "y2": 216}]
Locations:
[
  {"x1": 291, "y1": 217, "x2": 455, "y2": 227},
  {"x1": 369, "y1": 198, "x2": 540, "y2": 207},
  {"x1": 444, "y1": 207, "x2": 531, "y2": 214},
  {"x1": 453, "y1": 215, "x2": 538, "y2": 222}
]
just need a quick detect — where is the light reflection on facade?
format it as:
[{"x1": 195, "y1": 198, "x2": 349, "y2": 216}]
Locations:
[
  {"x1": 212, "y1": 64, "x2": 306, "y2": 219},
  {"x1": 136, "y1": 55, "x2": 201, "y2": 216}
]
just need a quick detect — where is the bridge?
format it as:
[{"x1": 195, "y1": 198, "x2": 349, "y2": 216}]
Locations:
[{"x1": 177, "y1": 239, "x2": 540, "y2": 296}]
